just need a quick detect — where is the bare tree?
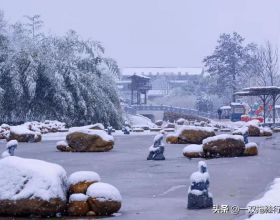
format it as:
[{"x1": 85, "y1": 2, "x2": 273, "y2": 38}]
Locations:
[
  {"x1": 24, "y1": 14, "x2": 43, "y2": 39},
  {"x1": 256, "y1": 41, "x2": 279, "y2": 86}
]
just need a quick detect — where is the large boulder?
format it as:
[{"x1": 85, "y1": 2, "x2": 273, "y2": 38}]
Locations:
[
  {"x1": 248, "y1": 125, "x2": 261, "y2": 136},
  {"x1": 59, "y1": 129, "x2": 114, "y2": 152},
  {"x1": 86, "y1": 182, "x2": 122, "y2": 216},
  {"x1": 183, "y1": 144, "x2": 204, "y2": 158},
  {"x1": 177, "y1": 126, "x2": 215, "y2": 144},
  {"x1": 0, "y1": 157, "x2": 67, "y2": 217},
  {"x1": 68, "y1": 171, "x2": 101, "y2": 194},
  {"x1": 203, "y1": 134, "x2": 245, "y2": 158},
  {"x1": 67, "y1": 194, "x2": 89, "y2": 216},
  {"x1": 7, "y1": 126, "x2": 41, "y2": 143},
  {"x1": 260, "y1": 127, "x2": 273, "y2": 137}
]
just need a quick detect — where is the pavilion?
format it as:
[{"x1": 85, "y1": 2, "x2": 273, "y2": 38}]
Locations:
[{"x1": 235, "y1": 86, "x2": 280, "y2": 124}]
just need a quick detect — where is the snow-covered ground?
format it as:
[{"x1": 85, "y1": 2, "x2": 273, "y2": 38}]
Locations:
[{"x1": 1, "y1": 132, "x2": 280, "y2": 220}]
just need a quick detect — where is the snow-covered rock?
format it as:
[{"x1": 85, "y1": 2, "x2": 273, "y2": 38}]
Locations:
[
  {"x1": 69, "y1": 123, "x2": 105, "y2": 133},
  {"x1": 176, "y1": 118, "x2": 186, "y2": 125},
  {"x1": 25, "y1": 120, "x2": 67, "y2": 134},
  {"x1": 1, "y1": 140, "x2": 18, "y2": 158},
  {"x1": 58, "y1": 129, "x2": 114, "y2": 152},
  {"x1": 67, "y1": 193, "x2": 90, "y2": 216},
  {"x1": 232, "y1": 126, "x2": 248, "y2": 135},
  {"x1": 243, "y1": 142, "x2": 258, "y2": 156},
  {"x1": 176, "y1": 126, "x2": 215, "y2": 144},
  {"x1": 7, "y1": 125, "x2": 41, "y2": 143},
  {"x1": 0, "y1": 156, "x2": 67, "y2": 217},
  {"x1": 68, "y1": 171, "x2": 101, "y2": 194},
  {"x1": 247, "y1": 124, "x2": 261, "y2": 136},
  {"x1": 166, "y1": 133, "x2": 179, "y2": 144},
  {"x1": 203, "y1": 134, "x2": 245, "y2": 158},
  {"x1": 86, "y1": 182, "x2": 122, "y2": 216},
  {"x1": 56, "y1": 140, "x2": 69, "y2": 151},
  {"x1": 183, "y1": 144, "x2": 203, "y2": 158},
  {"x1": 260, "y1": 127, "x2": 273, "y2": 137},
  {"x1": 126, "y1": 114, "x2": 156, "y2": 129}
]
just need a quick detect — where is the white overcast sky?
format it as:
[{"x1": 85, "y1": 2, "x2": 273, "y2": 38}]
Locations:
[{"x1": 1, "y1": 0, "x2": 280, "y2": 68}]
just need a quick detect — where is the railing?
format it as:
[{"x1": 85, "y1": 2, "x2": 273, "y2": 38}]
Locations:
[{"x1": 124, "y1": 104, "x2": 216, "y2": 118}]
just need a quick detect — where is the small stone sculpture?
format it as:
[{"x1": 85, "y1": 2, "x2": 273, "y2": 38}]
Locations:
[
  {"x1": 187, "y1": 161, "x2": 213, "y2": 209},
  {"x1": 147, "y1": 133, "x2": 165, "y2": 160}
]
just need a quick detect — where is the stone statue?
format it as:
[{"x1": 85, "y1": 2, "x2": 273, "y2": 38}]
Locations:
[
  {"x1": 187, "y1": 161, "x2": 213, "y2": 209},
  {"x1": 147, "y1": 133, "x2": 165, "y2": 160}
]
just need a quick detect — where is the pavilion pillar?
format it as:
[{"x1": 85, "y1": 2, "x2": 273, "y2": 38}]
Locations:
[
  {"x1": 131, "y1": 89, "x2": 134, "y2": 105},
  {"x1": 272, "y1": 94, "x2": 276, "y2": 124},
  {"x1": 144, "y1": 92, "x2": 147, "y2": 104}
]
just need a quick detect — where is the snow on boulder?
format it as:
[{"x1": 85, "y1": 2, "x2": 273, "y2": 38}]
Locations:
[
  {"x1": 7, "y1": 125, "x2": 41, "y2": 143},
  {"x1": 243, "y1": 142, "x2": 258, "y2": 156},
  {"x1": 245, "y1": 178, "x2": 280, "y2": 220},
  {"x1": 0, "y1": 124, "x2": 9, "y2": 139},
  {"x1": 246, "y1": 121, "x2": 261, "y2": 136},
  {"x1": 155, "y1": 120, "x2": 163, "y2": 126},
  {"x1": 176, "y1": 118, "x2": 186, "y2": 125},
  {"x1": 202, "y1": 134, "x2": 245, "y2": 158},
  {"x1": 183, "y1": 144, "x2": 204, "y2": 158},
  {"x1": 232, "y1": 126, "x2": 248, "y2": 135},
  {"x1": 126, "y1": 114, "x2": 156, "y2": 129},
  {"x1": 56, "y1": 140, "x2": 70, "y2": 152},
  {"x1": 58, "y1": 129, "x2": 114, "y2": 152},
  {"x1": 166, "y1": 133, "x2": 179, "y2": 144},
  {"x1": 67, "y1": 193, "x2": 90, "y2": 216},
  {"x1": 176, "y1": 126, "x2": 215, "y2": 144},
  {"x1": 260, "y1": 127, "x2": 273, "y2": 137},
  {"x1": 69, "y1": 123, "x2": 105, "y2": 133},
  {"x1": 68, "y1": 171, "x2": 101, "y2": 194},
  {"x1": 164, "y1": 122, "x2": 176, "y2": 129},
  {"x1": 86, "y1": 182, "x2": 122, "y2": 216},
  {"x1": 0, "y1": 156, "x2": 67, "y2": 217}
]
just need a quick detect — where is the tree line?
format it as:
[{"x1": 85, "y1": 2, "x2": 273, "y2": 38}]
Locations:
[{"x1": 0, "y1": 12, "x2": 122, "y2": 127}]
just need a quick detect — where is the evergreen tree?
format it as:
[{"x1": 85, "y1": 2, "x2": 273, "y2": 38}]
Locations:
[{"x1": 203, "y1": 32, "x2": 257, "y2": 101}]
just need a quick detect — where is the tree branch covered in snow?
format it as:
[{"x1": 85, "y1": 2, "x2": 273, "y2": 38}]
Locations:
[{"x1": 0, "y1": 14, "x2": 122, "y2": 128}]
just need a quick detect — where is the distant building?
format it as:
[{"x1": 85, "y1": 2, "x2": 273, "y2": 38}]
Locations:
[{"x1": 117, "y1": 67, "x2": 204, "y2": 104}]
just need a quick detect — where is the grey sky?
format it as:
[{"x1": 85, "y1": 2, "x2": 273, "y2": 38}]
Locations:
[{"x1": 1, "y1": 0, "x2": 280, "y2": 68}]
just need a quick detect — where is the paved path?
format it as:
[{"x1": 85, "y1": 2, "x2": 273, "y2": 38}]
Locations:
[{"x1": 0, "y1": 133, "x2": 280, "y2": 220}]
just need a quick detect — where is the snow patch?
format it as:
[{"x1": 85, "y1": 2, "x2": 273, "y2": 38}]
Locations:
[
  {"x1": 203, "y1": 134, "x2": 244, "y2": 144},
  {"x1": 0, "y1": 156, "x2": 67, "y2": 201},
  {"x1": 69, "y1": 193, "x2": 89, "y2": 202},
  {"x1": 183, "y1": 144, "x2": 203, "y2": 153},
  {"x1": 86, "y1": 182, "x2": 122, "y2": 202},
  {"x1": 68, "y1": 171, "x2": 101, "y2": 185}
]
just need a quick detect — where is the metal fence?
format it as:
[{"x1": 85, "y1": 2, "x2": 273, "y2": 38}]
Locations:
[{"x1": 124, "y1": 104, "x2": 216, "y2": 119}]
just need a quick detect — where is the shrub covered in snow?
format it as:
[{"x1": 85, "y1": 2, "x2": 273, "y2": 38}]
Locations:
[{"x1": 0, "y1": 156, "x2": 67, "y2": 217}]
